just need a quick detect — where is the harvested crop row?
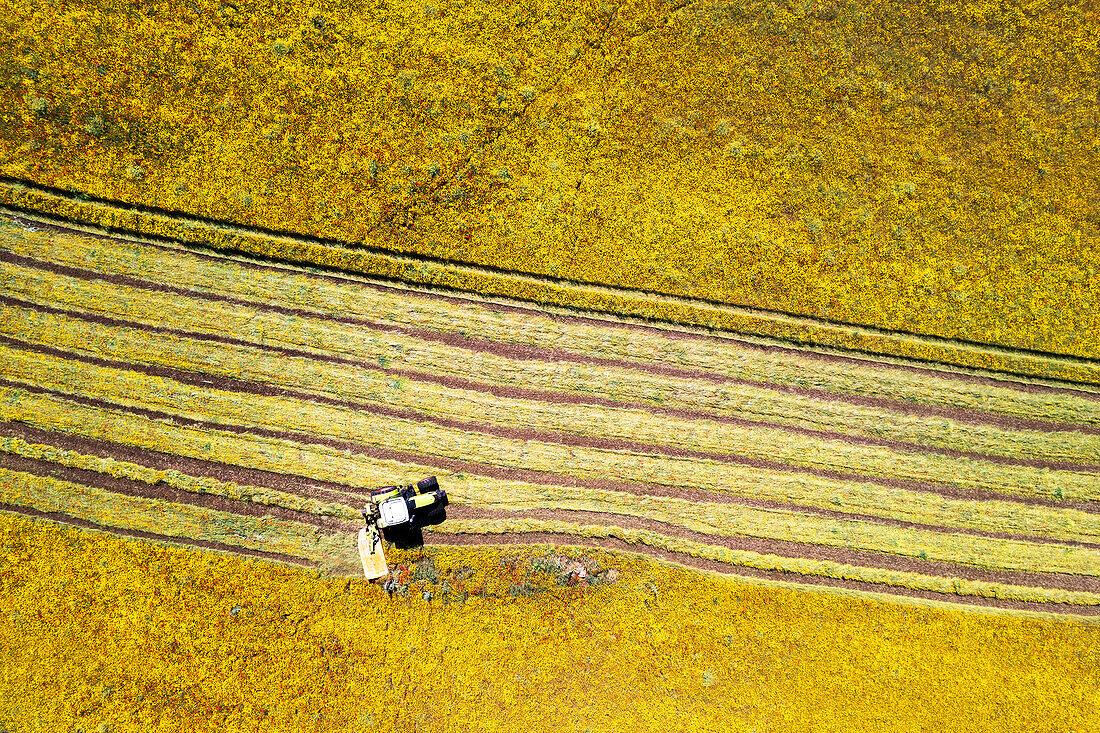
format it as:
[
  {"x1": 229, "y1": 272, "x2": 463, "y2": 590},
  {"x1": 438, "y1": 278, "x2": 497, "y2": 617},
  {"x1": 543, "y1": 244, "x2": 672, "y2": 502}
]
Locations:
[
  {"x1": 5, "y1": 223, "x2": 1100, "y2": 423},
  {"x1": 6, "y1": 303, "x2": 1100, "y2": 540},
  {"x1": 2, "y1": 376, "x2": 1099, "y2": 578},
  {"x1": 3, "y1": 198, "x2": 1098, "y2": 385},
  {"x1": 5, "y1": 259, "x2": 1100, "y2": 468},
  {"x1": 0, "y1": 468, "x2": 356, "y2": 566},
  {"x1": 9, "y1": 420, "x2": 1100, "y2": 578},
  {"x1": 0, "y1": 435, "x2": 362, "y2": 523},
  {"x1": 4, "y1": 444, "x2": 1099, "y2": 611}
]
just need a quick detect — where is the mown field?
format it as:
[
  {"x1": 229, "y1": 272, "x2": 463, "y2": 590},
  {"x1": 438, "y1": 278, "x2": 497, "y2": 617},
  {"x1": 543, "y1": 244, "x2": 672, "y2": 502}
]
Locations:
[{"x1": 1, "y1": 215, "x2": 1099, "y2": 731}]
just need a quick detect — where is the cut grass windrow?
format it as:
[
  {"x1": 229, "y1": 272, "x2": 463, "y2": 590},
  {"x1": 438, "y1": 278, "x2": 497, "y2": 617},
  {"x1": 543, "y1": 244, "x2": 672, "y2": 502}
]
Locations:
[
  {"x1": 0, "y1": 436, "x2": 362, "y2": 523},
  {"x1": 4, "y1": 260, "x2": 1100, "y2": 468},
  {"x1": 0, "y1": 468, "x2": 356, "y2": 566},
  {"x1": 3, "y1": 202, "x2": 1100, "y2": 387},
  {"x1": 10, "y1": 423, "x2": 1100, "y2": 579},
  {"x1": 3, "y1": 380, "x2": 1100, "y2": 578},
  {"x1": 5, "y1": 302, "x2": 1100, "y2": 538},
  {"x1": 436, "y1": 518, "x2": 1100, "y2": 607},
  {"x1": 6, "y1": 230, "x2": 1100, "y2": 427},
  {"x1": 4, "y1": 434, "x2": 1100, "y2": 610}
]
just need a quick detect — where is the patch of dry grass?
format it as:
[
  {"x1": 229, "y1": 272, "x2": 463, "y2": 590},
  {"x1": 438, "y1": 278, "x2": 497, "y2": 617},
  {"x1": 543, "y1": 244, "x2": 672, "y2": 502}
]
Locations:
[
  {"x1": 2, "y1": 512, "x2": 1098, "y2": 732},
  {"x1": 1, "y1": 0, "x2": 1097, "y2": 357}
]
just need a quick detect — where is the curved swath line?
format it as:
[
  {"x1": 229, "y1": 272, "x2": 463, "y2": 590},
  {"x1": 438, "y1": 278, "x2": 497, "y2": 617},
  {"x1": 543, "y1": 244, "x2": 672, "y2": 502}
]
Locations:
[
  {"x1": 5, "y1": 437, "x2": 1100, "y2": 609},
  {"x1": 6, "y1": 500, "x2": 1095, "y2": 619},
  {"x1": 0, "y1": 467, "x2": 355, "y2": 567},
  {"x1": 5, "y1": 242, "x2": 1100, "y2": 412},
  {"x1": 0, "y1": 421, "x2": 372, "y2": 507},
  {"x1": 4, "y1": 291, "x2": 1100, "y2": 478},
  {"x1": 2, "y1": 195, "x2": 1098, "y2": 375},
  {"x1": 440, "y1": 507, "x2": 1100, "y2": 595},
  {"x1": 6, "y1": 381, "x2": 1100, "y2": 586},
  {"x1": 0, "y1": 450, "x2": 358, "y2": 533},
  {"x1": 6, "y1": 228, "x2": 1100, "y2": 424},
  {"x1": 8, "y1": 254, "x2": 1100, "y2": 471}
]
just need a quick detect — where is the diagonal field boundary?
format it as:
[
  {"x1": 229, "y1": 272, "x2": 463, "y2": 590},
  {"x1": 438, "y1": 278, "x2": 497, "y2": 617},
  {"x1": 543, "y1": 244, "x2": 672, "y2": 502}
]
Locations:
[
  {"x1": 2, "y1": 180, "x2": 1100, "y2": 386},
  {"x1": 3, "y1": 212, "x2": 1100, "y2": 619}
]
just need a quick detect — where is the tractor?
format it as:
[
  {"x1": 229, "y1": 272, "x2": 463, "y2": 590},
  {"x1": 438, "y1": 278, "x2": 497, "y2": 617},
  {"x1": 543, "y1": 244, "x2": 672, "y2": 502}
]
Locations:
[{"x1": 358, "y1": 475, "x2": 448, "y2": 580}]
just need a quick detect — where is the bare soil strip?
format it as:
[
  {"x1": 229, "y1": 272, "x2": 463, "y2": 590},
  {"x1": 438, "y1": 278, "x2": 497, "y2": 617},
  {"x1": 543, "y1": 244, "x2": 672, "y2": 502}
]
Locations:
[
  {"x1": 2, "y1": 247, "x2": 1099, "y2": 439},
  {"x1": 5, "y1": 268, "x2": 1100, "y2": 479},
  {"x1": 7, "y1": 344, "x2": 1100, "y2": 559}
]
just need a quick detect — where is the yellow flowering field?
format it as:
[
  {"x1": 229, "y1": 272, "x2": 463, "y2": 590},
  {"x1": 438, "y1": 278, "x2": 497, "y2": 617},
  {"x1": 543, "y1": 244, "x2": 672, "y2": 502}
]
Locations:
[
  {"x1": 3, "y1": 512, "x2": 1099, "y2": 733},
  {"x1": 0, "y1": 0, "x2": 1098, "y2": 358}
]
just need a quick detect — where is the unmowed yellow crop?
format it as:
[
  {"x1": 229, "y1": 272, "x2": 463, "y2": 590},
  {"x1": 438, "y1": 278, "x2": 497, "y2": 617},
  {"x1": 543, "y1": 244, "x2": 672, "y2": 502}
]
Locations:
[{"x1": 2, "y1": 513, "x2": 1098, "y2": 732}]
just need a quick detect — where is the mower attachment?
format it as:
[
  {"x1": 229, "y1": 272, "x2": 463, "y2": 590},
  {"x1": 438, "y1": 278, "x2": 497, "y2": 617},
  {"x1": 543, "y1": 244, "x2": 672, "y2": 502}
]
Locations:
[{"x1": 358, "y1": 523, "x2": 389, "y2": 580}]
